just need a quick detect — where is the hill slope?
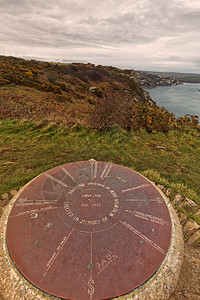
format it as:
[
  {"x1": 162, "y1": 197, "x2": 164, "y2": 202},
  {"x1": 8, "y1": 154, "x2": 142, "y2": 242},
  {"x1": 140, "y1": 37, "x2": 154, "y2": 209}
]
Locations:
[
  {"x1": 0, "y1": 56, "x2": 153, "y2": 127},
  {"x1": 0, "y1": 57, "x2": 200, "y2": 298}
]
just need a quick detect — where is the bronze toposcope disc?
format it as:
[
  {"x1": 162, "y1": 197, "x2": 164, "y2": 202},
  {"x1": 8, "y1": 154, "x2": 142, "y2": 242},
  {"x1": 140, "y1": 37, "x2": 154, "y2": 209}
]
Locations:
[{"x1": 7, "y1": 161, "x2": 172, "y2": 300}]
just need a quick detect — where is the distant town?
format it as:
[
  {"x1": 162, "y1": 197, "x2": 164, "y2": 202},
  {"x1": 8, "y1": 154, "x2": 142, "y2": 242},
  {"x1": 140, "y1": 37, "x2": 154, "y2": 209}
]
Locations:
[{"x1": 134, "y1": 70, "x2": 200, "y2": 88}]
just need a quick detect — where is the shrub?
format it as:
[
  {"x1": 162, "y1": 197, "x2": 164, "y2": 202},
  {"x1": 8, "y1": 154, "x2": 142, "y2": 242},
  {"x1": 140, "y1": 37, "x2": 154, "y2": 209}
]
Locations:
[
  {"x1": 131, "y1": 103, "x2": 175, "y2": 132},
  {"x1": 57, "y1": 82, "x2": 68, "y2": 91},
  {"x1": 89, "y1": 91, "x2": 134, "y2": 130},
  {"x1": 46, "y1": 71, "x2": 59, "y2": 84},
  {"x1": 0, "y1": 76, "x2": 9, "y2": 86},
  {"x1": 56, "y1": 94, "x2": 73, "y2": 103},
  {"x1": 40, "y1": 83, "x2": 62, "y2": 95},
  {"x1": 175, "y1": 114, "x2": 199, "y2": 129}
]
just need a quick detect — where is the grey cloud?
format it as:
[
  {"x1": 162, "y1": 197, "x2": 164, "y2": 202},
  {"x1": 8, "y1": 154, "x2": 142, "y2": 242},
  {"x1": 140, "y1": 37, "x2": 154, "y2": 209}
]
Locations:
[
  {"x1": 1, "y1": 0, "x2": 199, "y2": 47},
  {"x1": 164, "y1": 56, "x2": 200, "y2": 64},
  {"x1": 0, "y1": 0, "x2": 200, "y2": 72},
  {"x1": 164, "y1": 56, "x2": 186, "y2": 62},
  {"x1": 191, "y1": 58, "x2": 200, "y2": 66},
  {"x1": 181, "y1": 11, "x2": 200, "y2": 28}
]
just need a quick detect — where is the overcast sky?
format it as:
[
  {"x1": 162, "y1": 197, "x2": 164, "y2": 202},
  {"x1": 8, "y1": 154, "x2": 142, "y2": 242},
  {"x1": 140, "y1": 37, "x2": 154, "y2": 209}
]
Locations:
[{"x1": 1, "y1": 0, "x2": 200, "y2": 72}]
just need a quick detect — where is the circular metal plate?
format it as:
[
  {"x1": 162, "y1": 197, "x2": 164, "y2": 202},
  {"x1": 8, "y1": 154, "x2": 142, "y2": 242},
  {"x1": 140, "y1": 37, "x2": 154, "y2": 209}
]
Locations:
[{"x1": 6, "y1": 161, "x2": 172, "y2": 300}]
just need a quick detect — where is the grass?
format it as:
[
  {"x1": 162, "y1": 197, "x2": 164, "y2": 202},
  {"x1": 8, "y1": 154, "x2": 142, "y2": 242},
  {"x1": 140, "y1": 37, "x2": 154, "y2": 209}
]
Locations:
[{"x1": 0, "y1": 120, "x2": 200, "y2": 209}]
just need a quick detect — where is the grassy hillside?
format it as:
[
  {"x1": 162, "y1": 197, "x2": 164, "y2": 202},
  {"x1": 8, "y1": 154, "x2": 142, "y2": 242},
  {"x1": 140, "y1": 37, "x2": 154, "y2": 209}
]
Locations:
[
  {"x1": 0, "y1": 56, "x2": 199, "y2": 131},
  {"x1": 0, "y1": 56, "x2": 200, "y2": 229},
  {"x1": 0, "y1": 58, "x2": 199, "y2": 298},
  {"x1": 0, "y1": 56, "x2": 154, "y2": 126},
  {"x1": 0, "y1": 120, "x2": 200, "y2": 218}
]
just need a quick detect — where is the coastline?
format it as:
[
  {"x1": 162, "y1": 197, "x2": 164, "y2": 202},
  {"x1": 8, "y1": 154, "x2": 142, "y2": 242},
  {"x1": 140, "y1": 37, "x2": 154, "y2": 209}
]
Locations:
[{"x1": 144, "y1": 83, "x2": 200, "y2": 119}]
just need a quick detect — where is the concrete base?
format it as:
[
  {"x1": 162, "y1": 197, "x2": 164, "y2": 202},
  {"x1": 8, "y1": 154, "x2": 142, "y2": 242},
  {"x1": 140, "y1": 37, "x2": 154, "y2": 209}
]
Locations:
[{"x1": 0, "y1": 185, "x2": 184, "y2": 300}]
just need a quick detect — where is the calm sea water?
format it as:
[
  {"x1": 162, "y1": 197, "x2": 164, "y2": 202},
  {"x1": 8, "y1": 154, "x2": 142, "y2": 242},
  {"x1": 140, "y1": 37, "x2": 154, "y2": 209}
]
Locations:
[{"x1": 145, "y1": 83, "x2": 200, "y2": 118}]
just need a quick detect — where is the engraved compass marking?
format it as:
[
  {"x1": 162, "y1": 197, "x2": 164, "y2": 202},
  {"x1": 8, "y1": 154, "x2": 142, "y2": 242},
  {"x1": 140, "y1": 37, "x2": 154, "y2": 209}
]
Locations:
[
  {"x1": 60, "y1": 166, "x2": 76, "y2": 182},
  {"x1": 45, "y1": 173, "x2": 73, "y2": 189},
  {"x1": 116, "y1": 175, "x2": 128, "y2": 183},
  {"x1": 15, "y1": 198, "x2": 58, "y2": 207},
  {"x1": 38, "y1": 229, "x2": 74, "y2": 284},
  {"x1": 125, "y1": 197, "x2": 163, "y2": 204},
  {"x1": 88, "y1": 276, "x2": 95, "y2": 300},
  {"x1": 122, "y1": 184, "x2": 150, "y2": 193},
  {"x1": 120, "y1": 220, "x2": 165, "y2": 255},
  {"x1": 87, "y1": 233, "x2": 94, "y2": 271},
  {"x1": 96, "y1": 251, "x2": 118, "y2": 275},
  {"x1": 80, "y1": 167, "x2": 91, "y2": 180},
  {"x1": 10, "y1": 206, "x2": 58, "y2": 218},
  {"x1": 30, "y1": 212, "x2": 38, "y2": 219},
  {"x1": 87, "y1": 232, "x2": 95, "y2": 300},
  {"x1": 90, "y1": 232, "x2": 93, "y2": 265},
  {"x1": 6, "y1": 161, "x2": 173, "y2": 300},
  {"x1": 125, "y1": 210, "x2": 171, "y2": 226},
  {"x1": 90, "y1": 161, "x2": 98, "y2": 180},
  {"x1": 100, "y1": 163, "x2": 112, "y2": 180}
]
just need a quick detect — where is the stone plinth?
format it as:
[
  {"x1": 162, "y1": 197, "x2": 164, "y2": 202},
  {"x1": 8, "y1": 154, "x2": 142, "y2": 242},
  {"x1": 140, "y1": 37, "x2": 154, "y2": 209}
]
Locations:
[{"x1": 0, "y1": 161, "x2": 183, "y2": 299}]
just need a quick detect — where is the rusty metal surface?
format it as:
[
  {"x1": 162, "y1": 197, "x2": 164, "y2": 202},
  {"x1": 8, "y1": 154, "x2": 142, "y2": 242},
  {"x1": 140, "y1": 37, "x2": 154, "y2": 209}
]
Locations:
[{"x1": 6, "y1": 161, "x2": 172, "y2": 300}]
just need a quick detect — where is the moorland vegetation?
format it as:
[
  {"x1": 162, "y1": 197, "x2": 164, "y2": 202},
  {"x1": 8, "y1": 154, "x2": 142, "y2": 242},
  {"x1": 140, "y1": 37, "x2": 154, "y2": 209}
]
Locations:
[{"x1": 0, "y1": 55, "x2": 199, "y2": 132}]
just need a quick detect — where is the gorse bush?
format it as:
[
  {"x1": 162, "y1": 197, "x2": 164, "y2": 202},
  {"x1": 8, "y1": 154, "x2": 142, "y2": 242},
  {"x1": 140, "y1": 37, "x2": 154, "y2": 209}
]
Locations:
[
  {"x1": 0, "y1": 57, "x2": 65, "y2": 95},
  {"x1": 131, "y1": 103, "x2": 175, "y2": 132},
  {"x1": 89, "y1": 92, "x2": 177, "y2": 132},
  {"x1": 175, "y1": 114, "x2": 199, "y2": 130},
  {"x1": 40, "y1": 82, "x2": 62, "y2": 94},
  {"x1": 89, "y1": 93, "x2": 199, "y2": 132},
  {"x1": 0, "y1": 57, "x2": 40, "y2": 87},
  {"x1": 0, "y1": 76, "x2": 9, "y2": 85}
]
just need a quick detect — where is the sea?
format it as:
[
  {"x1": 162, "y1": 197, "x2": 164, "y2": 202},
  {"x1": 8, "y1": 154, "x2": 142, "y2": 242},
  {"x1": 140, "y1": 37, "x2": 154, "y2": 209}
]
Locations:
[{"x1": 145, "y1": 83, "x2": 200, "y2": 119}]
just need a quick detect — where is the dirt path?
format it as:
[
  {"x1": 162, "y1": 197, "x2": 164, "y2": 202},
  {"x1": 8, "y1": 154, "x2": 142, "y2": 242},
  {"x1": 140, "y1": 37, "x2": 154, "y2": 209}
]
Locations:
[{"x1": 170, "y1": 245, "x2": 200, "y2": 299}]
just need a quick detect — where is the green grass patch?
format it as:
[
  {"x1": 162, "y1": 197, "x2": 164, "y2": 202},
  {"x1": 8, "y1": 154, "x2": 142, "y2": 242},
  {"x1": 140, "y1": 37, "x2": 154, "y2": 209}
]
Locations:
[{"x1": 0, "y1": 120, "x2": 200, "y2": 208}]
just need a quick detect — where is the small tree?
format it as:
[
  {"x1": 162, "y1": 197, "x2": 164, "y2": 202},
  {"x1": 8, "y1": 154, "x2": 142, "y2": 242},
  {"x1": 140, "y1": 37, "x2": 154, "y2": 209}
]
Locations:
[
  {"x1": 46, "y1": 71, "x2": 59, "y2": 84},
  {"x1": 89, "y1": 90, "x2": 134, "y2": 130}
]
